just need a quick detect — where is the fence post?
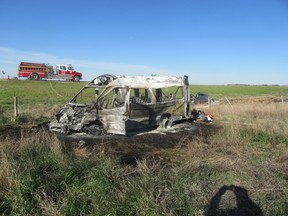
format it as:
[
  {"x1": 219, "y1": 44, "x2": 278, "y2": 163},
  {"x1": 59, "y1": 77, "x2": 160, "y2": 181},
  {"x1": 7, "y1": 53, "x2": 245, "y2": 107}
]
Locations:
[{"x1": 14, "y1": 96, "x2": 18, "y2": 117}]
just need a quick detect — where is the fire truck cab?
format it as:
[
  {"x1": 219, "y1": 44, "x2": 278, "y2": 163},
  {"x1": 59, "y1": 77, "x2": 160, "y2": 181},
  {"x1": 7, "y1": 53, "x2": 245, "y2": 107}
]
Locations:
[
  {"x1": 56, "y1": 64, "x2": 81, "y2": 81},
  {"x1": 56, "y1": 64, "x2": 75, "y2": 71}
]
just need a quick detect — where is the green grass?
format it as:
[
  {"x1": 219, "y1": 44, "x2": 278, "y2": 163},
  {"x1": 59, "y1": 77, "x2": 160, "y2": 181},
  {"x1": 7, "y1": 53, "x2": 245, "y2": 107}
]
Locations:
[
  {"x1": 190, "y1": 84, "x2": 288, "y2": 98},
  {"x1": 0, "y1": 79, "x2": 85, "y2": 113},
  {"x1": 241, "y1": 128, "x2": 288, "y2": 147}
]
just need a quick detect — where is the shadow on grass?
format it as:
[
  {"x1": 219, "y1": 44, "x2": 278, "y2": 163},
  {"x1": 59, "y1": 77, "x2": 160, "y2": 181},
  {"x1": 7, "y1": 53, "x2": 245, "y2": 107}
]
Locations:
[{"x1": 206, "y1": 185, "x2": 263, "y2": 216}]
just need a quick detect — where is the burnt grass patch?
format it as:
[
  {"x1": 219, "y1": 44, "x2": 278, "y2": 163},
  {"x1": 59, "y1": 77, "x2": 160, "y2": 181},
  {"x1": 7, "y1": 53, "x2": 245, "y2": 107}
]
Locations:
[
  {"x1": 0, "y1": 121, "x2": 51, "y2": 142},
  {"x1": 0, "y1": 125, "x2": 22, "y2": 141},
  {"x1": 55, "y1": 122, "x2": 219, "y2": 166}
]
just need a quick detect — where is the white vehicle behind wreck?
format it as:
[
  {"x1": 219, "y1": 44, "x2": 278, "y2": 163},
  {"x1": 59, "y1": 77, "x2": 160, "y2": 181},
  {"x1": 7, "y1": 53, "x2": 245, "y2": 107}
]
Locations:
[{"x1": 49, "y1": 75, "x2": 195, "y2": 136}]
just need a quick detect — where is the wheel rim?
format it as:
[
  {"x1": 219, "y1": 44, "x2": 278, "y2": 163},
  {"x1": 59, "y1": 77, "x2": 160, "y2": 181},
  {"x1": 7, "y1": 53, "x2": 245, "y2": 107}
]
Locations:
[{"x1": 31, "y1": 73, "x2": 38, "y2": 80}]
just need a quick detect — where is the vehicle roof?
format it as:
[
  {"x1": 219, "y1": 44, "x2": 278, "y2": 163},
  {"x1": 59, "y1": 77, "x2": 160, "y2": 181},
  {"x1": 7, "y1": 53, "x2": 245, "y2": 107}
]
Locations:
[
  {"x1": 20, "y1": 62, "x2": 46, "y2": 66},
  {"x1": 56, "y1": 64, "x2": 73, "y2": 66},
  {"x1": 103, "y1": 76, "x2": 185, "y2": 89}
]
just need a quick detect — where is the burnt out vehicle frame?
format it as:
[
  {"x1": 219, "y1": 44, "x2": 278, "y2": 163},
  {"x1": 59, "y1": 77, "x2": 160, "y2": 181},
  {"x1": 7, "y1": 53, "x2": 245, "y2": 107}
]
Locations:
[{"x1": 49, "y1": 74, "x2": 194, "y2": 136}]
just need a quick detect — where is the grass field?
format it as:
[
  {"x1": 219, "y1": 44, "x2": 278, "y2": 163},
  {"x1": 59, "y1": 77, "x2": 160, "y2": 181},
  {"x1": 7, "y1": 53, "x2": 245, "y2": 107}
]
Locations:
[
  {"x1": 0, "y1": 80, "x2": 85, "y2": 116},
  {"x1": 0, "y1": 79, "x2": 288, "y2": 215},
  {"x1": 1, "y1": 79, "x2": 287, "y2": 117},
  {"x1": 190, "y1": 84, "x2": 288, "y2": 97}
]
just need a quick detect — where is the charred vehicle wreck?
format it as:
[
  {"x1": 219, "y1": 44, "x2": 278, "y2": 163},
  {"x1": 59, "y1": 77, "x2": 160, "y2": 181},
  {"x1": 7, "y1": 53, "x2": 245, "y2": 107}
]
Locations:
[{"x1": 49, "y1": 74, "x2": 194, "y2": 136}]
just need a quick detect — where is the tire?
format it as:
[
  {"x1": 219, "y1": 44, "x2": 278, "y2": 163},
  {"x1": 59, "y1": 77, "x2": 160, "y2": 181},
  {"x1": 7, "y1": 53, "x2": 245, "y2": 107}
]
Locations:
[
  {"x1": 30, "y1": 73, "x2": 39, "y2": 80},
  {"x1": 73, "y1": 76, "x2": 80, "y2": 82}
]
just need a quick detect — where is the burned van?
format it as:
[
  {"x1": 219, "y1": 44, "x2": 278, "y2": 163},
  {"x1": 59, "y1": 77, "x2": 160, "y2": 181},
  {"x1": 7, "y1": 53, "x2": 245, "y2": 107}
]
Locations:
[{"x1": 49, "y1": 75, "x2": 193, "y2": 136}]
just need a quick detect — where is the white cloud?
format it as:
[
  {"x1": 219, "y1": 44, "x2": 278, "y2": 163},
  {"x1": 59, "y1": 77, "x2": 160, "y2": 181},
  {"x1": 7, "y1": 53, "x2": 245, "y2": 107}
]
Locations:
[
  {"x1": 0, "y1": 47, "x2": 58, "y2": 63},
  {"x1": 2, "y1": 47, "x2": 283, "y2": 85},
  {"x1": 0, "y1": 47, "x2": 174, "y2": 81}
]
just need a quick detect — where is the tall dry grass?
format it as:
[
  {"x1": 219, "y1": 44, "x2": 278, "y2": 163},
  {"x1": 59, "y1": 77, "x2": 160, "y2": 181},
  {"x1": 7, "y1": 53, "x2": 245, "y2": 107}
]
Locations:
[{"x1": 185, "y1": 101, "x2": 288, "y2": 214}]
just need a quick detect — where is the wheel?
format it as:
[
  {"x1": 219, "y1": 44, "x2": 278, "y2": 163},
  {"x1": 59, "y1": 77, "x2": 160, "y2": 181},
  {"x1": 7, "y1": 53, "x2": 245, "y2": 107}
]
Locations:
[
  {"x1": 73, "y1": 76, "x2": 80, "y2": 82},
  {"x1": 30, "y1": 73, "x2": 39, "y2": 80}
]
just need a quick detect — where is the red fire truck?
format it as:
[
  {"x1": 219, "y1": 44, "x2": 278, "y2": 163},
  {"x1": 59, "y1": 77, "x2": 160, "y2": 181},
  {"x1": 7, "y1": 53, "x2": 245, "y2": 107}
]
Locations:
[{"x1": 17, "y1": 62, "x2": 82, "y2": 82}]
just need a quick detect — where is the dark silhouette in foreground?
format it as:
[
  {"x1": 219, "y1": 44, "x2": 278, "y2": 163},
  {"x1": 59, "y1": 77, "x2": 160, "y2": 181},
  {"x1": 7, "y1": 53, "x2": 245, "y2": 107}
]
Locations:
[{"x1": 206, "y1": 185, "x2": 263, "y2": 216}]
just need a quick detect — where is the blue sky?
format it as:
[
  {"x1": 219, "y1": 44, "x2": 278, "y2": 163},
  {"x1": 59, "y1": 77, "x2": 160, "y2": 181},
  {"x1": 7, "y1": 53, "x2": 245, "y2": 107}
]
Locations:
[{"x1": 0, "y1": 0, "x2": 287, "y2": 85}]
